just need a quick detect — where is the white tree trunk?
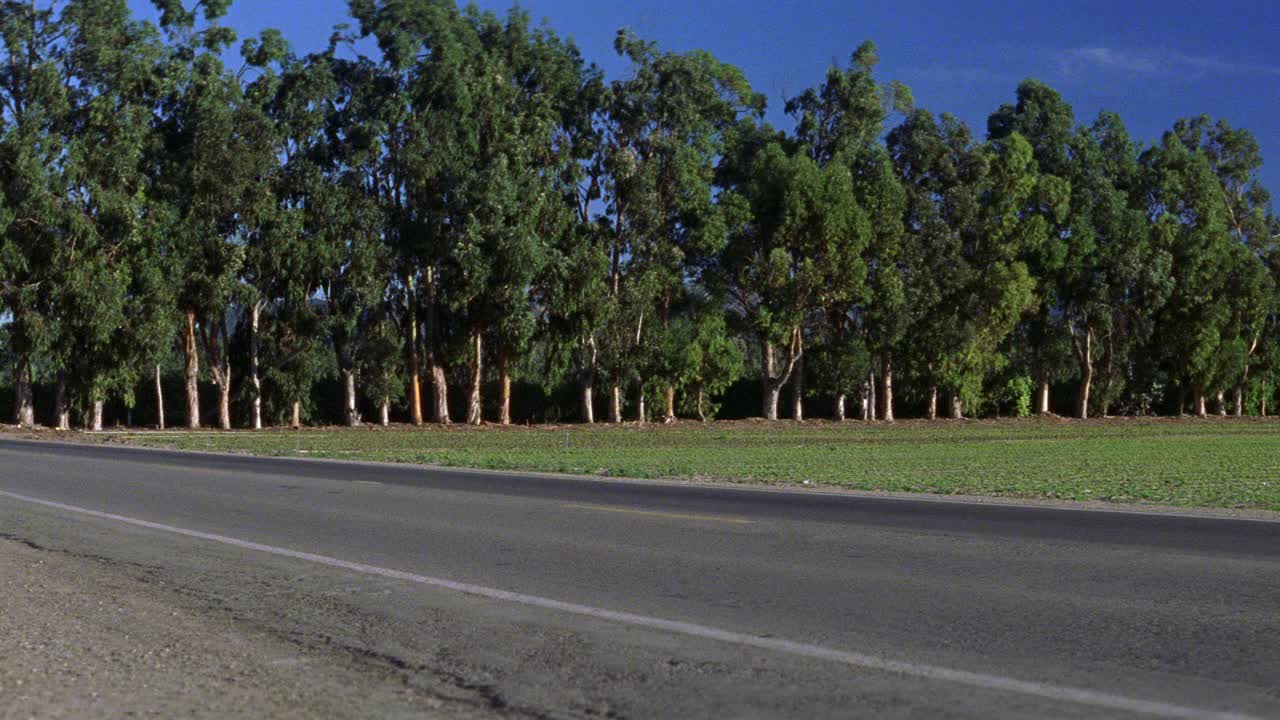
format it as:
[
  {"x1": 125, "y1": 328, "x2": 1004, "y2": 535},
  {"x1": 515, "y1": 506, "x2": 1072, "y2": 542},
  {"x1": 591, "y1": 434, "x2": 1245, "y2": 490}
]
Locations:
[
  {"x1": 184, "y1": 310, "x2": 200, "y2": 429},
  {"x1": 90, "y1": 400, "x2": 104, "y2": 432},
  {"x1": 250, "y1": 302, "x2": 262, "y2": 430},
  {"x1": 430, "y1": 362, "x2": 450, "y2": 425},
  {"x1": 466, "y1": 329, "x2": 482, "y2": 426},
  {"x1": 498, "y1": 355, "x2": 512, "y2": 426},
  {"x1": 609, "y1": 381, "x2": 622, "y2": 424},
  {"x1": 879, "y1": 352, "x2": 894, "y2": 422},
  {"x1": 291, "y1": 400, "x2": 302, "y2": 429},
  {"x1": 155, "y1": 364, "x2": 165, "y2": 430},
  {"x1": 380, "y1": 398, "x2": 390, "y2": 426},
  {"x1": 867, "y1": 372, "x2": 877, "y2": 421},
  {"x1": 53, "y1": 375, "x2": 70, "y2": 431},
  {"x1": 763, "y1": 385, "x2": 781, "y2": 421},
  {"x1": 216, "y1": 375, "x2": 231, "y2": 431},
  {"x1": 950, "y1": 393, "x2": 964, "y2": 420},
  {"x1": 343, "y1": 370, "x2": 360, "y2": 427},
  {"x1": 791, "y1": 356, "x2": 804, "y2": 422},
  {"x1": 581, "y1": 381, "x2": 595, "y2": 424},
  {"x1": 14, "y1": 355, "x2": 34, "y2": 428}
]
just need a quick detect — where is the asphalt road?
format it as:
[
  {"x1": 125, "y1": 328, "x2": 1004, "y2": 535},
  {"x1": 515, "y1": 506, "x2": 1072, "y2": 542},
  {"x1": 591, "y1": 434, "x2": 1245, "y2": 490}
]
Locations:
[{"x1": 1, "y1": 437, "x2": 1278, "y2": 719}]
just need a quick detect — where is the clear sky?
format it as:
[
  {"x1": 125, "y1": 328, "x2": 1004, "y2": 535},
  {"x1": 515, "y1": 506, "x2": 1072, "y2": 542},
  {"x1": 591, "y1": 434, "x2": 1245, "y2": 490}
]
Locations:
[{"x1": 129, "y1": 0, "x2": 1280, "y2": 206}]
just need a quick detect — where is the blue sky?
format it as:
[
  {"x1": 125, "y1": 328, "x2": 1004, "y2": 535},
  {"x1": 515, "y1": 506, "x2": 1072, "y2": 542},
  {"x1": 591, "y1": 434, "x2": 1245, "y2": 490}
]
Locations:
[{"x1": 130, "y1": 0, "x2": 1280, "y2": 206}]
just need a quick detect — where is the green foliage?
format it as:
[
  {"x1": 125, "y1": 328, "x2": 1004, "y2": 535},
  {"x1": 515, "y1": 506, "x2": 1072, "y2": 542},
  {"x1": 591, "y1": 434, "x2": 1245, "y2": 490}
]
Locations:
[{"x1": 1004, "y1": 375, "x2": 1035, "y2": 418}]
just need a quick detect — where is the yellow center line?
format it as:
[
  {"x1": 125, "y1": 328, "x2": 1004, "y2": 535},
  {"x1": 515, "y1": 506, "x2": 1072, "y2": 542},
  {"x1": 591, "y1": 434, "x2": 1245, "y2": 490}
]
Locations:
[{"x1": 562, "y1": 502, "x2": 752, "y2": 525}]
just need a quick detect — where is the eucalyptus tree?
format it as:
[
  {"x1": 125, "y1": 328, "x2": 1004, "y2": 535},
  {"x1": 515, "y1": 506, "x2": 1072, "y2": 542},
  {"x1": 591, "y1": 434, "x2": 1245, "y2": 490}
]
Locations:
[
  {"x1": 887, "y1": 109, "x2": 982, "y2": 418},
  {"x1": 0, "y1": 0, "x2": 168, "y2": 429},
  {"x1": 0, "y1": 0, "x2": 70, "y2": 427},
  {"x1": 535, "y1": 37, "x2": 608, "y2": 423},
  {"x1": 439, "y1": 8, "x2": 586, "y2": 425},
  {"x1": 1058, "y1": 113, "x2": 1169, "y2": 418},
  {"x1": 149, "y1": 0, "x2": 265, "y2": 429},
  {"x1": 602, "y1": 30, "x2": 762, "y2": 422},
  {"x1": 715, "y1": 133, "x2": 866, "y2": 420},
  {"x1": 349, "y1": 0, "x2": 488, "y2": 426},
  {"x1": 1172, "y1": 116, "x2": 1275, "y2": 413},
  {"x1": 987, "y1": 80, "x2": 1075, "y2": 415},
  {"x1": 910, "y1": 131, "x2": 1049, "y2": 418},
  {"x1": 785, "y1": 41, "x2": 911, "y2": 420},
  {"x1": 1140, "y1": 131, "x2": 1237, "y2": 415},
  {"x1": 72, "y1": 1, "x2": 176, "y2": 430}
]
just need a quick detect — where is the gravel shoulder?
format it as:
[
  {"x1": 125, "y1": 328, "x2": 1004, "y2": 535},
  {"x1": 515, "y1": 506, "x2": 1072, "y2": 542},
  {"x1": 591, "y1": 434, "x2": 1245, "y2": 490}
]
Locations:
[{"x1": 0, "y1": 534, "x2": 490, "y2": 720}]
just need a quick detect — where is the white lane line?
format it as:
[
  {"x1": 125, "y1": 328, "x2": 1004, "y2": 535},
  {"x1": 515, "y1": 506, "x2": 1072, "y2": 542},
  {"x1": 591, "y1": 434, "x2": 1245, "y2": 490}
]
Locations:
[{"x1": 0, "y1": 489, "x2": 1258, "y2": 720}]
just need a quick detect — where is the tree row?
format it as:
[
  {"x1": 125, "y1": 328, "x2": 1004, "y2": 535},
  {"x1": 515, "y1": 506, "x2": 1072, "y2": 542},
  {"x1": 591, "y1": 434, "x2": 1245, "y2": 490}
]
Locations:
[{"x1": 2, "y1": 0, "x2": 1277, "y2": 430}]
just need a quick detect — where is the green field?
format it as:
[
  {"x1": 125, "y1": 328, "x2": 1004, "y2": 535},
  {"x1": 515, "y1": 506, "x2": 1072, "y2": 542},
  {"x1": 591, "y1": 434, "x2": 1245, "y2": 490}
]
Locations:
[{"x1": 75, "y1": 417, "x2": 1280, "y2": 511}]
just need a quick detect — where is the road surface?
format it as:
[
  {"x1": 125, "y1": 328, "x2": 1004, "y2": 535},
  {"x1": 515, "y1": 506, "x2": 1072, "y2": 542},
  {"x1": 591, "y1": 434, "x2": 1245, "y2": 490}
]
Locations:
[{"x1": 1, "y1": 437, "x2": 1277, "y2": 719}]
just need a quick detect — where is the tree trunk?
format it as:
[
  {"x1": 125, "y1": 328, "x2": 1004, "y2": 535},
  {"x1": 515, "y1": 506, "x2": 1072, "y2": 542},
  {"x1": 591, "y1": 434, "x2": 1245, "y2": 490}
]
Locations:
[
  {"x1": 1076, "y1": 369, "x2": 1092, "y2": 420},
  {"x1": 55, "y1": 373, "x2": 70, "y2": 431},
  {"x1": 879, "y1": 352, "x2": 894, "y2": 422},
  {"x1": 498, "y1": 351, "x2": 512, "y2": 426},
  {"x1": 466, "y1": 329, "x2": 482, "y2": 426},
  {"x1": 1073, "y1": 328, "x2": 1093, "y2": 420},
  {"x1": 291, "y1": 400, "x2": 302, "y2": 429},
  {"x1": 429, "y1": 361, "x2": 451, "y2": 425},
  {"x1": 663, "y1": 386, "x2": 676, "y2": 423},
  {"x1": 763, "y1": 384, "x2": 781, "y2": 421},
  {"x1": 760, "y1": 331, "x2": 802, "y2": 422},
  {"x1": 89, "y1": 400, "x2": 104, "y2": 432},
  {"x1": 380, "y1": 398, "x2": 391, "y2": 427},
  {"x1": 761, "y1": 341, "x2": 780, "y2": 421},
  {"x1": 343, "y1": 370, "x2": 360, "y2": 427},
  {"x1": 926, "y1": 383, "x2": 939, "y2": 421},
  {"x1": 405, "y1": 275, "x2": 424, "y2": 426},
  {"x1": 609, "y1": 380, "x2": 622, "y2": 424},
  {"x1": 696, "y1": 387, "x2": 707, "y2": 422},
  {"x1": 1195, "y1": 390, "x2": 1207, "y2": 417},
  {"x1": 580, "y1": 379, "x2": 595, "y2": 424},
  {"x1": 217, "y1": 379, "x2": 231, "y2": 431},
  {"x1": 1035, "y1": 375, "x2": 1051, "y2": 416},
  {"x1": 1234, "y1": 382, "x2": 1245, "y2": 418},
  {"x1": 635, "y1": 385, "x2": 646, "y2": 424},
  {"x1": 791, "y1": 356, "x2": 804, "y2": 422},
  {"x1": 950, "y1": 393, "x2": 964, "y2": 420},
  {"x1": 155, "y1": 364, "x2": 165, "y2": 431},
  {"x1": 250, "y1": 302, "x2": 262, "y2": 430},
  {"x1": 867, "y1": 372, "x2": 877, "y2": 421},
  {"x1": 13, "y1": 354, "x2": 34, "y2": 428},
  {"x1": 1074, "y1": 369, "x2": 1091, "y2": 420},
  {"x1": 408, "y1": 342, "x2": 423, "y2": 426},
  {"x1": 184, "y1": 310, "x2": 200, "y2": 429},
  {"x1": 834, "y1": 393, "x2": 846, "y2": 422},
  {"x1": 1216, "y1": 391, "x2": 1227, "y2": 417}
]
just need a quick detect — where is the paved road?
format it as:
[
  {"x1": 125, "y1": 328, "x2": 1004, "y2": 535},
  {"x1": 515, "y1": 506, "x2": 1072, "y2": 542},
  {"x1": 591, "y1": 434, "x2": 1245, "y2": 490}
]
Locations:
[{"x1": 1, "y1": 437, "x2": 1278, "y2": 719}]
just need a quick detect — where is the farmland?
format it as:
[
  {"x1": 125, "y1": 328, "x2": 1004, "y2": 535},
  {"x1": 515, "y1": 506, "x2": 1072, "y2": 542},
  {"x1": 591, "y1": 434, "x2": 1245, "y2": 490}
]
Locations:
[{"x1": 73, "y1": 417, "x2": 1280, "y2": 512}]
